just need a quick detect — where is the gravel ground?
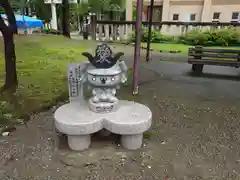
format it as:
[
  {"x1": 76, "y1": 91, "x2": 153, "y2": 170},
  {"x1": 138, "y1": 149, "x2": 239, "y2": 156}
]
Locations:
[{"x1": 1, "y1": 49, "x2": 240, "y2": 179}]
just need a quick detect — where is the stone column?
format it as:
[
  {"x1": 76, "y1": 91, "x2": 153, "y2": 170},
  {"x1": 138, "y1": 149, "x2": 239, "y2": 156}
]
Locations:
[
  {"x1": 51, "y1": 3, "x2": 58, "y2": 30},
  {"x1": 201, "y1": 0, "x2": 212, "y2": 22},
  {"x1": 161, "y1": 0, "x2": 170, "y2": 34},
  {"x1": 126, "y1": 0, "x2": 133, "y2": 20},
  {"x1": 125, "y1": 0, "x2": 133, "y2": 37}
]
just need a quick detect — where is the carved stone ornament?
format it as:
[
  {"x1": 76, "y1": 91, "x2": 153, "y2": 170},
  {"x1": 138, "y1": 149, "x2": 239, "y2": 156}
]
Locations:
[{"x1": 82, "y1": 44, "x2": 124, "y2": 69}]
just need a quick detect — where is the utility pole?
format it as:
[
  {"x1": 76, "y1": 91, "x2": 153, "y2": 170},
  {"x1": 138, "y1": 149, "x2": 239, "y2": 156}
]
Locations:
[
  {"x1": 146, "y1": 0, "x2": 154, "y2": 62},
  {"x1": 132, "y1": 0, "x2": 143, "y2": 95}
]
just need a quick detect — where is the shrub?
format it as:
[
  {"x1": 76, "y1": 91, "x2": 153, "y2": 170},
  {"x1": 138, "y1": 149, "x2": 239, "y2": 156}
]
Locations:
[
  {"x1": 129, "y1": 26, "x2": 174, "y2": 43},
  {"x1": 128, "y1": 26, "x2": 240, "y2": 46},
  {"x1": 180, "y1": 27, "x2": 240, "y2": 46},
  {"x1": 41, "y1": 28, "x2": 61, "y2": 35}
]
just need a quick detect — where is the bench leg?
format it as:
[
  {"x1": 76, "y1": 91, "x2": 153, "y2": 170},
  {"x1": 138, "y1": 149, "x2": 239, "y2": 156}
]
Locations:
[
  {"x1": 121, "y1": 134, "x2": 143, "y2": 150},
  {"x1": 192, "y1": 64, "x2": 203, "y2": 74},
  {"x1": 68, "y1": 135, "x2": 91, "y2": 151}
]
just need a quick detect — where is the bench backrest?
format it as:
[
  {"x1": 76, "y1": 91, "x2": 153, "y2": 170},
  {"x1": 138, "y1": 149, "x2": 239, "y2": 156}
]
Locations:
[{"x1": 189, "y1": 46, "x2": 240, "y2": 61}]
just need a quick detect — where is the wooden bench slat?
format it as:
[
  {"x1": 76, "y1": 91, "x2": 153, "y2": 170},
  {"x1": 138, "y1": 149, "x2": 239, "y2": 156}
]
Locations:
[
  {"x1": 201, "y1": 48, "x2": 240, "y2": 54},
  {"x1": 188, "y1": 58, "x2": 240, "y2": 66},
  {"x1": 189, "y1": 48, "x2": 240, "y2": 54},
  {"x1": 189, "y1": 53, "x2": 239, "y2": 59}
]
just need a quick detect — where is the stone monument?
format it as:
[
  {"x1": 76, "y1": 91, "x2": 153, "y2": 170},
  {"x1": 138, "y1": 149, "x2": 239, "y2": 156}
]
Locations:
[{"x1": 54, "y1": 44, "x2": 152, "y2": 151}]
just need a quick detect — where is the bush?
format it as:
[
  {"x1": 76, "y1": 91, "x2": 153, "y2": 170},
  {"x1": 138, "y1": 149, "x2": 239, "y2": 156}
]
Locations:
[
  {"x1": 128, "y1": 26, "x2": 174, "y2": 43},
  {"x1": 128, "y1": 26, "x2": 240, "y2": 46},
  {"x1": 180, "y1": 27, "x2": 240, "y2": 46},
  {"x1": 41, "y1": 28, "x2": 61, "y2": 35}
]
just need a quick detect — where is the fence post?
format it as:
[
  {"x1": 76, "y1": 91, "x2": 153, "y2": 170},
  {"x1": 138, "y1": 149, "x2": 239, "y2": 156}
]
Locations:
[
  {"x1": 119, "y1": 25, "x2": 125, "y2": 41},
  {"x1": 113, "y1": 24, "x2": 117, "y2": 40},
  {"x1": 110, "y1": 24, "x2": 113, "y2": 40},
  {"x1": 90, "y1": 14, "x2": 97, "y2": 40},
  {"x1": 104, "y1": 25, "x2": 110, "y2": 40},
  {"x1": 98, "y1": 24, "x2": 103, "y2": 41}
]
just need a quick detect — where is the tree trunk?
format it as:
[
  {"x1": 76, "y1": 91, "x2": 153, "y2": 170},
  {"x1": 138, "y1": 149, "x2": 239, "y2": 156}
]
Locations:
[
  {"x1": 62, "y1": 0, "x2": 70, "y2": 38},
  {"x1": 2, "y1": 29, "x2": 17, "y2": 91},
  {"x1": 0, "y1": 0, "x2": 18, "y2": 92},
  {"x1": 0, "y1": 0, "x2": 17, "y2": 34}
]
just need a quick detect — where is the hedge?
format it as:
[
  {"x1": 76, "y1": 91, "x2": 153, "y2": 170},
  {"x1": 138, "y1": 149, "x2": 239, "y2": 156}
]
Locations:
[
  {"x1": 128, "y1": 26, "x2": 240, "y2": 46},
  {"x1": 179, "y1": 27, "x2": 240, "y2": 46}
]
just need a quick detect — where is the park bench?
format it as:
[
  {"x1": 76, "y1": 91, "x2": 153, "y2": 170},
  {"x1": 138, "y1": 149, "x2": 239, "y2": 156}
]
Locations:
[{"x1": 188, "y1": 46, "x2": 240, "y2": 74}]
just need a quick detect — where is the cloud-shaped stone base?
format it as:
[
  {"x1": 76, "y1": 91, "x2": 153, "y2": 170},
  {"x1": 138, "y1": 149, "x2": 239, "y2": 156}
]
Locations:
[{"x1": 54, "y1": 100, "x2": 152, "y2": 150}]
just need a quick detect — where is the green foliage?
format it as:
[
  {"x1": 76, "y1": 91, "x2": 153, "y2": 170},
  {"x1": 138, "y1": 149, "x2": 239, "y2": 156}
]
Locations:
[
  {"x1": 132, "y1": 7, "x2": 136, "y2": 20},
  {"x1": 0, "y1": 7, "x2": 4, "y2": 14},
  {"x1": 41, "y1": 28, "x2": 61, "y2": 35},
  {"x1": 0, "y1": 35, "x2": 95, "y2": 128},
  {"x1": 128, "y1": 26, "x2": 174, "y2": 43},
  {"x1": 180, "y1": 27, "x2": 240, "y2": 46},
  {"x1": 73, "y1": 0, "x2": 125, "y2": 20},
  {"x1": 128, "y1": 27, "x2": 240, "y2": 47},
  {"x1": 9, "y1": 0, "x2": 51, "y2": 21}
]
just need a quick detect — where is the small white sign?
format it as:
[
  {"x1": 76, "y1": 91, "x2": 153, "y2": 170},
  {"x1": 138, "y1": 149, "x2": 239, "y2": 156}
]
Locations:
[
  {"x1": 44, "y1": 0, "x2": 62, "y2": 4},
  {"x1": 68, "y1": 63, "x2": 88, "y2": 102}
]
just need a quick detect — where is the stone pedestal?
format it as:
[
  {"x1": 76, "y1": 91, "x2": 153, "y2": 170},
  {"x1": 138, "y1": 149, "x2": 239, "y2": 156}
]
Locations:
[
  {"x1": 68, "y1": 135, "x2": 91, "y2": 151},
  {"x1": 54, "y1": 100, "x2": 152, "y2": 151},
  {"x1": 121, "y1": 134, "x2": 143, "y2": 150}
]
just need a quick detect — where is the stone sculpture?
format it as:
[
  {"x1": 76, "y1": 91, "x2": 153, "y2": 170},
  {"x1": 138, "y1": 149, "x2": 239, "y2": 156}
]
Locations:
[
  {"x1": 54, "y1": 44, "x2": 152, "y2": 151},
  {"x1": 82, "y1": 44, "x2": 127, "y2": 113}
]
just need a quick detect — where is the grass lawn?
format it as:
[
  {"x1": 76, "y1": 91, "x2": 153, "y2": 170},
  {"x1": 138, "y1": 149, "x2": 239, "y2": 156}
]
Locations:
[
  {"x1": 0, "y1": 35, "x2": 96, "y2": 129},
  {"x1": 142, "y1": 43, "x2": 240, "y2": 55}
]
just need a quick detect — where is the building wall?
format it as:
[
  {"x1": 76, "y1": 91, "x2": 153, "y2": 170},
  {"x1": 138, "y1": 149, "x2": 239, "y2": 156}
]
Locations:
[
  {"x1": 130, "y1": 0, "x2": 240, "y2": 22},
  {"x1": 169, "y1": 4, "x2": 203, "y2": 21},
  {"x1": 211, "y1": 5, "x2": 240, "y2": 22},
  {"x1": 128, "y1": 0, "x2": 240, "y2": 35}
]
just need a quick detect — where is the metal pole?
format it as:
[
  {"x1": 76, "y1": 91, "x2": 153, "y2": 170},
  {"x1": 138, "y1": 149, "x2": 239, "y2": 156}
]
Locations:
[
  {"x1": 77, "y1": 2, "x2": 81, "y2": 33},
  {"x1": 146, "y1": 0, "x2": 154, "y2": 62},
  {"x1": 132, "y1": 0, "x2": 143, "y2": 95}
]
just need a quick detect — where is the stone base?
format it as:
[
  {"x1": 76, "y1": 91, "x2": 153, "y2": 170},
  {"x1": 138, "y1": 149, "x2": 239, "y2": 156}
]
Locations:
[
  {"x1": 54, "y1": 100, "x2": 152, "y2": 151},
  {"x1": 121, "y1": 134, "x2": 143, "y2": 150},
  {"x1": 88, "y1": 99, "x2": 118, "y2": 113},
  {"x1": 68, "y1": 135, "x2": 91, "y2": 151}
]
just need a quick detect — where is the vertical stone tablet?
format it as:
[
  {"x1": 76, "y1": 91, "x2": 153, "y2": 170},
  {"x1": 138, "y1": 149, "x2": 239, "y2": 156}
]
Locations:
[{"x1": 68, "y1": 63, "x2": 88, "y2": 102}]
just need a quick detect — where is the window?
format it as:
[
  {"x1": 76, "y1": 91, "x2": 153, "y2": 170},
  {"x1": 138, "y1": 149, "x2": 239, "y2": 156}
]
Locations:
[
  {"x1": 190, "y1": 14, "x2": 196, "y2": 21},
  {"x1": 147, "y1": 6, "x2": 162, "y2": 21},
  {"x1": 232, "y1": 12, "x2": 239, "y2": 20},
  {"x1": 212, "y1": 12, "x2": 220, "y2": 20},
  {"x1": 172, "y1": 14, "x2": 179, "y2": 21}
]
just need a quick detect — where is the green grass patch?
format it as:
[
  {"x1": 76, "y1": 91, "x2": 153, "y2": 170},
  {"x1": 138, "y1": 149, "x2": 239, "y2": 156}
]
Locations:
[
  {"x1": 0, "y1": 35, "x2": 96, "y2": 129},
  {"x1": 142, "y1": 43, "x2": 240, "y2": 55}
]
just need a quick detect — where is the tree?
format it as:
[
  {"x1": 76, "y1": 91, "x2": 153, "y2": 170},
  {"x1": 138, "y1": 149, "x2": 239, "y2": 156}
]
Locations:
[
  {"x1": 0, "y1": 0, "x2": 18, "y2": 92},
  {"x1": 13, "y1": 0, "x2": 52, "y2": 22},
  {"x1": 62, "y1": 0, "x2": 70, "y2": 38},
  {"x1": 73, "y1": 0, "x2": 125, "y2": 33}
]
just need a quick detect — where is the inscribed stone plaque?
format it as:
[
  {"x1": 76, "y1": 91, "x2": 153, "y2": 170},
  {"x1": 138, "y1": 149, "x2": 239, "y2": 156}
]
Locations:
[{"x1": 68, "y1": 63, "x2": 87, "y2": 101}]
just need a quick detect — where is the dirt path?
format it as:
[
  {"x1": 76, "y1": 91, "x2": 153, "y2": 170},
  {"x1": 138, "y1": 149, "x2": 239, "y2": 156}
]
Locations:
[{"x1": 1, "y1": 47, "x2": 240, "y2": 179}]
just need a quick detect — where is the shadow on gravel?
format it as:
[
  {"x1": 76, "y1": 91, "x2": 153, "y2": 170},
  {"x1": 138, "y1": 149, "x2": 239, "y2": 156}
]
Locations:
[{"x1": 186, "y1": 71, "x2": 240, "y2": 82}]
